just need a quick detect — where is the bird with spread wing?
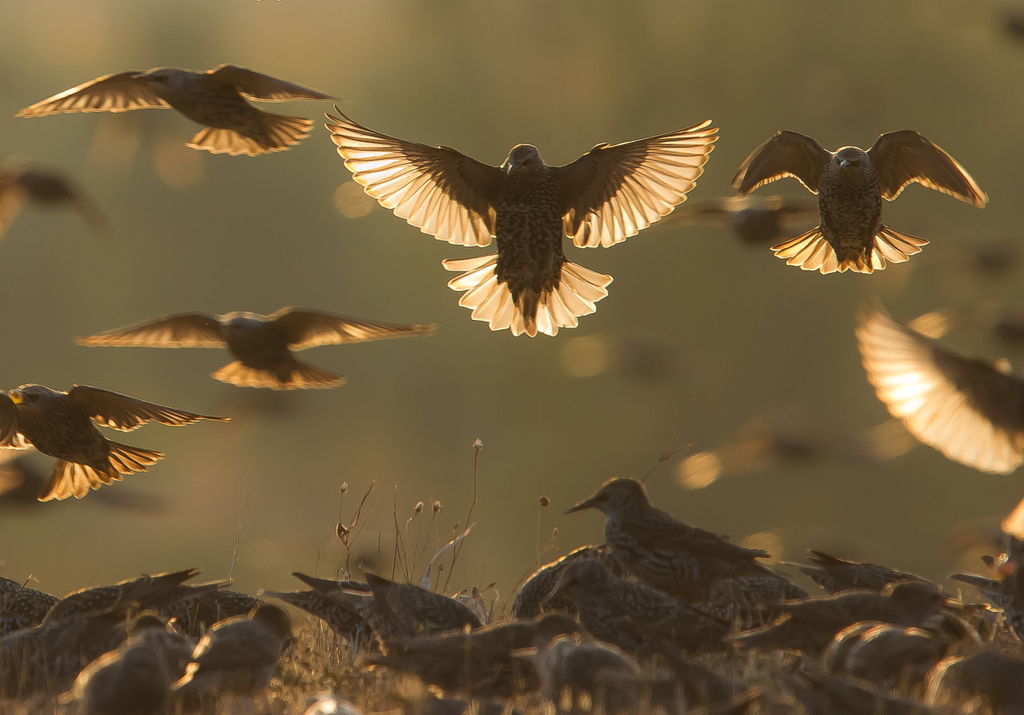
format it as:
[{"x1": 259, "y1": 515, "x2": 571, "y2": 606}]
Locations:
[
  {"x1": 0, "y1": 385, "x2": 226, "y2": 501},
  {"x1": 732, "y1": 130, "x2": 986, "y2": 274},
  {"x1": 18, "y1": 65, "x2": 332, "y2": 156},
  {"x1": 326, "y1": 109, "x2": 718, "y2": 336}
]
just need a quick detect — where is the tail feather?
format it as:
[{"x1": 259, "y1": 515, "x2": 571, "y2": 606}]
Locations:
[
  {"x1": 38, "y1": 443, "x2": 164, "y2": 502},
  {"x1": 442, "y1": 254, "x2": 612, "y2": 337},
  {"x1": 187, "y1": 113, "x2": 313, "y2": 156},
  {"x1": 212, "y1": 360, "x2": 345, "y2": 390},
  {"x1": 771, "y1": 226, "x2": 928, "y2": 275}
]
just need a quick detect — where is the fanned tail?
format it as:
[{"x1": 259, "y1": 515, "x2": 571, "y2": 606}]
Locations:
[
  {"x1": 38, "y1": 443, "x2": 164, "y2": 502},
  {"x1": 770, "y1": 226, "x2": 928, "y2": 275},
  {"x1": 187, "y1": 113, "x2": 313, "y2": 156},
  {"x1": 442, "y1": 254, "x2": 612, "y2": 337},
  {"x1": 212, "y1": 360, "x2": 345, "y2": 390}
]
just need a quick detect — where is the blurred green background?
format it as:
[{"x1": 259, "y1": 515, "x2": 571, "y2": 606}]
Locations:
[{"x1": 1, "y1": 0, "x2": 1021, "y2": 602}]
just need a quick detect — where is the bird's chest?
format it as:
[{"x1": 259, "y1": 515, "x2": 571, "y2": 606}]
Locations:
[
  {"x1": 819, "y1": 169, "x2": 882, "y2": 242},
  {"x1": 16, "y1": 404, "x2": 105, "y2": 460},
  {"x1": 495, "y1": 177, "x2": 564, "y2": 247},
  {"x1": 226, "y1": 328, "x2": 291, "y2": 368},
  {"x1": 166, "y1": 82, "x2": 254, "y2": 128}
]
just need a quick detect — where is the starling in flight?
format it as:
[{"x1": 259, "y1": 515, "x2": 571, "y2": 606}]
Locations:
[
  {"x1": 78, "y1": 307, "x2": 435, "y2": 390},
  {"x1": 327, "y1": 109, "x2": 718, "y2": 336},
  {"x1": 18, "y1": 65, "x2": 331, "y2": 156},
  {"x1": 0, "y1": 384, "x2": 227, "y2": 501},
  {"x1": 0, "y1": 160, "x2": 106, "y2": 240},
  {"x1": 732, "y1": 130, "x2": 987, "y2": 274},
  {"x1": 857, "y1": 309, "x2": 1024, "y2": 474}
]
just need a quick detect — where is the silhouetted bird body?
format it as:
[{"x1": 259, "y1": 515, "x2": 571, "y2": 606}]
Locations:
[
  {"x1": 0, "y1": 576, "x2": 57, "y2": 635},
  {"x1": 0, "y1": 384, "x2": 226, "y2": 501},
  {"x1": 264, "y1": 587, "x2": 372, "y2": 648},
  {"x1": 927, "y1": 648, "x2": 1024, "y2": 712},
  {"x1": 546, "y1": 559, "x2": 727, "y2": 656},
  {"x1": 731, "y1": 580, "x2": 947, "y2": 655},
  {"x1": 533, "y1": 633, "x2": 642, "y2": 714},
  {"x1": 157, "y1": 582, "x2": 258, "y2": 639},
  {"x1": 79, "y1": 307, "x2": 435, "y2": 390},
  {"x1": 327, "y1": 110, "x2": 717, "y2": 336},
  {"x1": 513, "y1": 544, "x2": 619, "y2": 619},
  {"x1": 793, "y1": 550, "x2": 925, "y2": 593},
  {"x1": 733, "y1": 130, "x2": 986, "y2": 274},
  {"x1": 44, "y1": 569, "x2": 200, "y2": 623},
  {"x1": 566, "y1": 477, "x2": 786, "y2": 602},
  {"x1": 0, "y1": 161, "x2": 106, "y2": 240},
  {"x1": 19, "y1": 65, "x2": 331, "y2": 155},
  {"x1": 61, "y1": 641, "x2": 170, "y2": 715}
]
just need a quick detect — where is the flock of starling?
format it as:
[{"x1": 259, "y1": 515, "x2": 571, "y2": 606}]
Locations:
[{"x1": 2, "y1": 54, "x2": 1023, "y2": 714}]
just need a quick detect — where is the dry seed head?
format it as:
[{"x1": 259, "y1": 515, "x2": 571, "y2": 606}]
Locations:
[
  {"x1": 539, "y1": 496, "x2": 551, "y2": 507},
  {"x1": 336, "y1": 522, "x2": 351, "y2": 542},
  {"x1": 340, "y1": 481, "x2": 349, "y2": 494},
  {"x1": 414, "y1": 501, "x2": 424, "y2": 514},
  {"x1": 432, "y1": 500, "x2": 442, "y2": 514}
]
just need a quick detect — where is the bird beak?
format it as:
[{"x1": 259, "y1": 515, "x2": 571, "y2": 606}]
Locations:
[
  {"x1": 564, "y1": 497, "x2": 596, "y2": 515},
  {"x1": 8, "y1": 390, "x2": 23, "y2": 405},
  {"x1": 501, "y1": 159, "x2": 516, "y2": 175}
]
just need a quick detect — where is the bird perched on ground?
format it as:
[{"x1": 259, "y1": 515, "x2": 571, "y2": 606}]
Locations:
[
  {"x1": 565, "y1": 477, "x2": 798, "y2": 604},
  {"x1": 264, "y1": 584, "x2": 373, "y2": 649},
  {"x1": 0, "y1": 576, "x2": 57, "y2": 636},
  {"x1": 731, "y1": 580, "x2": 949, "y2": 655},
  {"x1": 788, "y1": 549, "x2": 925, "y2": 594},
  {"x1": 512, "y1": 544, "x2": 622, "y2": 619},
  {"x1": 0, "y1": 384, "x2": 227, "y2": 501},
  {"x1": 60, "y1": 639, "x2": 171, "y2": 715},
  {"x1": 77, "y1": 307, "x2": 436, "y2": 390},
  {"x1": 156, "y1": 581, "x2": 258, "y2": 640},
  {"x1": 363, "y1": 614, "x2": 580, "y2": 698},
  {"x1": 530, "y1": 631, "x2": 643, "y2": 715},
  {"x1": 298, "y1": 572, "x2": 481, "y2": 645},
  {"x1": 857, "y1": 308, "x2": 1024, "y2": 474},
  {"x1": 732, "y1": 130, "x2": 986, "y2": 274},
  {"x1": 44, "y1": 568, "x2": 201, "y2": 623},
  {"x1": 926, "y1": 648, "x2": 1024, "y2": 712},
  {"x1": 544, "y1": 559, "x2": 728, "y2": 657},
  {"x1": 0, "y1": 160, "x2": 106, "y2": 240},
  {"x1": 326, "y1": 109, "x2": 717, "y2": 337},
  {"x1": 171, "y1": 603, "x2": 291, "y2": 698},
  {"x1": 125, "y1": 613, "x2": 195, "y2": 680},
  {"x1": 18, "y1": 65, "x2": 332, "y2": 156},
  {"x1": 657, "y1": 195, "x2": 816, "y2": 245}
]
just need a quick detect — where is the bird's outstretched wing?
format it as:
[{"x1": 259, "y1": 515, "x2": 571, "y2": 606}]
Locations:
[
  {"x1": 66, "y1": 386, "x2": 228, "y2": 431},
  {"x1": 16, "y1": 72, "x2": 170, "y2": 116},
  {"x1": 554, "y1": 121, "x2": 718, "y2": 248},
  {"x1": 867, "y1": 130, "x2": 988, "y2": 206},
  {"x1": 732, "y1": 130, "x2": 831, "y2": 195},
  {"x1": 269, "y1": 308, "x2": 436, "y2": 350},
  {"x1": 326, "y1": 109, "x2": 503, "y2": 247},
  {"x1": 857, "y1": 310, "x2": 1024, "y2": 474},
  {"x1": 208, "y1": 65, "x2": 332, "y2": 101},
  {"x1": 77, "y1": 314, "x2": 225, "y2": 348},
  {"x1": 0, "y1": 394, "x2": 22, "y2": 448}
]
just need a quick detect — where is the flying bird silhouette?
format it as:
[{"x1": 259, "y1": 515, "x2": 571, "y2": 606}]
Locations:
[
  {"x1": 77, "y1": 308, "x2": 436, "y2": 390},
  {"x1": 857, "y1": 309, "x2": 1024, "y2": 474},
  {"x1": 0, "y1": 161, "x2": 106, "y2": 240},
  {"x1": 326, "y1": 109, "x2": 717, "y2": 336},
  {"x1": 0, "y1": 384, "x2": 227, "y2": 501},
  {"x1": 18, "y1": 65, "x2": 332, "y2": 156},
  {"x1": 733, "y1": 130, "x2": 986, "y2": 274}
]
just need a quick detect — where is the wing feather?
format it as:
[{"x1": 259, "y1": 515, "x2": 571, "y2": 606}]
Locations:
[
  {"x1": 66, "y1": 385, "x2": 228, "y2": 431},
  {"x1": 16, "y1": 72, "x2": 170, "y2": 117},
  {"x1": 867, "y1": 130, "x2": 988, "y2": 206},
  {"x1": 732, "y1": 130, "x2": 831, "y2": 195}
]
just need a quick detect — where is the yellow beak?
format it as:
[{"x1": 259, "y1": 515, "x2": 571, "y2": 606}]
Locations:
[{"x1": 8, "y1": 391, "x2": 23, "y2": 405}]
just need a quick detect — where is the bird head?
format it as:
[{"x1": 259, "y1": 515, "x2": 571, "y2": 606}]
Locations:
[
  {"x1": 251, "y1": 603, "x2": 293, "y2": 641},
  {"x1": 501, "y1": 144, "x2": 545, "y2": 175},
  {"x1": 565, "y1": 477, "x2": 650, "y2": 518},
  {"x1": 136, "y1": 67, "x2": 189, "y2": 92},
  {"x1": 7, "y1": 385, "x2": 60, "y2": 411},
  {"x1": 833, "y1": 147, "x2": 867, "y2": 171}
]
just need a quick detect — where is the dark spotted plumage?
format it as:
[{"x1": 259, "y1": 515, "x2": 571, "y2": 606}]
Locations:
[
  {"x1": 566, "y1": 477, "x2": 794, "y2": 603},
  {"x1": 731, "y1": 580, "x2": 948, "y2": 655},
  {"x1": 0, "y1": 577, "x2": 57, "y2": 635},
  {"x1": 545, "y1": 559, "x2": 728, "y2": 657},
  {"x1": 263, "y1": 587, "x2": 372, "y2": 648},
  {"x1": 44, "y1": 569, "x2": 200, "y2": 623},
  {"x1": 327, "y1": 110, "x2": 717, "y2": 336},
  {"x1": 791, "y1": 550, "x2": 925, "y2": 594},
  {"x1": 512, "y1": 544, "x2": 621, "y2": 619},
  {"x1": 733, "y1": 130, "x2": 986, "y2": 274},
  {"x1": 157, "y1": 583, "x2": 259, "y2": 639}
]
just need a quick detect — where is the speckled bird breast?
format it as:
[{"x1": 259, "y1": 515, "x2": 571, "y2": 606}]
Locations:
[
  {"x1": 223, "y1": 322, "x2": 291, "y2": 369},
  {"x1": 15, "y1": 401, "x2": 107, "y2": 462},
  {"x1": 495, "y1": 171, "x2": 564, "y2": 248},
  {"x1": 164, "y1": 80, "x2": 256, "y2": 129},
  {"x1": 818, "y1": 165, "x2": 883, "y2": 245}
]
